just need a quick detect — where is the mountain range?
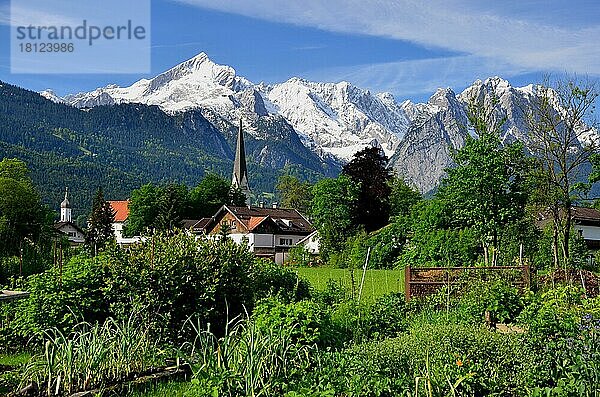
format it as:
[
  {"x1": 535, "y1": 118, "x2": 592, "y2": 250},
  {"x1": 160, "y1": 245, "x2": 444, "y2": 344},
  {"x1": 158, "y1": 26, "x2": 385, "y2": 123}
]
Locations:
[
  {"x1": 49, "y1": 52, "x2": 596, "y2": 193},
  {"x1": 1, "y1": 52, "x2": 595, "y2": 215}
]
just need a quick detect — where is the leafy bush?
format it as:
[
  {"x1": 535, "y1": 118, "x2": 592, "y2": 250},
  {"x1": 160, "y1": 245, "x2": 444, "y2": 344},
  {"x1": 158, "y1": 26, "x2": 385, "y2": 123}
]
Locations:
[
  {"x1": 458, "y1": 279, "x2": 523, "y2": 324},
  {"x1": 250, "y1": 259, "x2": 311, "y2": 303},
  {"x1": 104, "y1": 233, "x2": 257, "y2": 343},
  {"x1": 364, "y1": 292, "x2": 409, "y2": 339},
  {"x1": 1, "y1": 254, "x2": 109, "y2": 346},
  {"x1": 518, "y1": 285, "x2": 584, "y2": 338},
  {"x1": 252, "y1": 298, "x2": 341, "y2": 348}
]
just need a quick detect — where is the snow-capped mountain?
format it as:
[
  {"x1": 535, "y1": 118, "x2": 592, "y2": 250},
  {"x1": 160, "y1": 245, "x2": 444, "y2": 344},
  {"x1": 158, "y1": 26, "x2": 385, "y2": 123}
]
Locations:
[
  {"x1": 61, "y1": 53, "x2": 412, "y2": 161},
  {"x1": 55, "y1": 53, "x2": 597, "y2": 194},
  {"x1": 265, "y1": 78, "x2": 411, "y2": 160}
]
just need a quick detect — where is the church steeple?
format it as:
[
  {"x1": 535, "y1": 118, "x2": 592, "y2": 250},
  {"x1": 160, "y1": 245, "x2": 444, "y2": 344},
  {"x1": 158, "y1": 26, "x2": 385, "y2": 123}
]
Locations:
[
  {"x1": 232, "y1": 118, "x2": 250, "y2": 200},
  {"x1": 60, "y1": 187, "x2": 72, "y2": 223}
]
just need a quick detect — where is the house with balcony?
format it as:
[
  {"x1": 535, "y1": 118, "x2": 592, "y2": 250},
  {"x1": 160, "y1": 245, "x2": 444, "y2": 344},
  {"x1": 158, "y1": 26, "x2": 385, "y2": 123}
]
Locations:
[{"x1": 201, "y1": 205, "x2": 314, "y2": 264}]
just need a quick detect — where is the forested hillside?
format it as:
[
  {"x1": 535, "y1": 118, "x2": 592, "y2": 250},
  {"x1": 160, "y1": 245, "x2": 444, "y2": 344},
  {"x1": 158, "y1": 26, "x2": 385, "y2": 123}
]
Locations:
[{"x1": 0, "y1": 81, "x2": 336, "y2": 219}]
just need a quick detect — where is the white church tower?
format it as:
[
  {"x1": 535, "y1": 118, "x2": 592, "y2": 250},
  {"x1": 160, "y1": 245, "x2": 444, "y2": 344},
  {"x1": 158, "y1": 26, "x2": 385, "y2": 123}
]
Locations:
[{"x1": 60, "y1": 187, "x2": 72, "y2": 223}]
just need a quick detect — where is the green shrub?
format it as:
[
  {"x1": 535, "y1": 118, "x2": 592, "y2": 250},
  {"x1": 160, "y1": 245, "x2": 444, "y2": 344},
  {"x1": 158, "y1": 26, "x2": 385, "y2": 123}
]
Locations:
[
  {"x1": 458, "y1": 279, "x2": 523, "y2": 324},
  {"x1": 312, "y1": 279, "x2": 348, "y2": 307},
  {"x1": 250, "y1": 258, "x2": 311, "y2": 303},
  {"x1": 364, "y1": 292, "x2": 409, "y2": 339},
  {"x1": 104, "y1": 233, "x2": 257, "y2": 343},
  {"x1": 252, "y1": 298, "x2": 341, "y2": 348},
  {"x1": 1, "y1": 254, "x2": 109, "y2": 346}
]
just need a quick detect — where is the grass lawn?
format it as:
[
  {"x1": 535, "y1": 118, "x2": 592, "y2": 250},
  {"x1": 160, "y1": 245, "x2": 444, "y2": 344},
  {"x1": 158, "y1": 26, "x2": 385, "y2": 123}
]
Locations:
[
  {"x1": 295, "y1": 267, "x2": 405, "y2": 302},
  {"x1": 126, "y1": 381, "x2": 195, "y2": 396},
  {"x1": 0, "y1": 352, "x2": 30, "y2": 367}
]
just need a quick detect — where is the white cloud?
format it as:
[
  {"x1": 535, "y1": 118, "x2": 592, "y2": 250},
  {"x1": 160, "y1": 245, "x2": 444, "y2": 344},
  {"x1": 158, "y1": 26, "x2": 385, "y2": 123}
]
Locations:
[
  {"x1": 2, "y1": 5, "x2": 78, "y2": 27},
  {"x1": 174, "y1": 0, "x2": 600, "y2": 76}
]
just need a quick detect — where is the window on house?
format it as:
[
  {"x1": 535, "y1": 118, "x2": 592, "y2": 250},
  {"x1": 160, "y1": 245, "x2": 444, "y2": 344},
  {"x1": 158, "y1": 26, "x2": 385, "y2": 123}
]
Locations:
[{"x1": 279, "y1": 238, "x2": 293, "y2": 246}]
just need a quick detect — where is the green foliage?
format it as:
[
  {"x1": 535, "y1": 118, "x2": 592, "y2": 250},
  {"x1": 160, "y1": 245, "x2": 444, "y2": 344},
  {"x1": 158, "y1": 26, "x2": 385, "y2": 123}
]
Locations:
[
  {"x1": 189, "y1": 173, "x2": 245, "y2": 218},
  {"x1": 518, "y1": 285, "x2": 584, "y2": 339},
  {"x1": 249, "y1": 259, "x2": 311, "y2": 303},
  {"x1": 0, "y1": 158, "x2": 50, "y2": 258},
  {"x1": 252, "y1": 298, "x2": 338, "y2": 347},
  {"x1": 85, "y1": 187, "x2": 115, "y2": 253},
  {"x1": 124, "y1": 183, "x2": 162, "y2": 236},
  {"x1": 338, "y1": 219, "x2": 410, "y2": 269},
  {"x1": 182, "y1": 315, "x2": 317, "y2": 397},
  {"x1": 286, "y1": 244, "x2": 315, "y2": 267},
  {"x1": 534, "y1": 225, "x2": 592, "y2": 272},
  {"x1": 364, "y1": 292, "x2": 409, "y2": 339},
  {"x1": 310, "y1": 175, "x2": 359, "y2": 261},
  {"x1": 1, "y1": 254, "x2": 109, "y2": 346},
  {"x1": 22, "y1": 316, "x2": 159, "y2": 396},
  {"x1": 104, "y1": 233, "x2": 257, "y2": 342},
  {"x1": 458, "y1": 280, "x2": 523, "y2": 323},
  {"x1": 389, "y1": 177, "x2": 421, "y2": 218},
  {"x1": 342, "y1": 147, "x2": 392, "y2": 232},
  {"x1": 126, "y1": 176, "x2": 246, "y2": 236},
  {"x1": 437, "y1": 117, "x2": 530, "y2": 265},
  {"x1": 154, "y1": 183, "x2": 189, "y2": 231},
  {"x1": 276, "y1": 174, "x2": 313, "y2": 214}
]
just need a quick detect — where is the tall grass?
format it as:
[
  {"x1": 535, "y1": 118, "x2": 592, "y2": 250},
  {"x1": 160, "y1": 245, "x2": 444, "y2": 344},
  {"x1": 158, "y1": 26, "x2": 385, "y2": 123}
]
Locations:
[
  {"x1": 181, "y1": 315, "x2": 317, "y2": 397},
  {"x1": 22, "y1": 315, "x2": 159, "y2": 396}
]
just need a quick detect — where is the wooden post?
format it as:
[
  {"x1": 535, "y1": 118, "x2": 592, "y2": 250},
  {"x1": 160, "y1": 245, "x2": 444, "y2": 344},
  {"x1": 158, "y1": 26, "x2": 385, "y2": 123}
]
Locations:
[
  {"x1": 357, "y1": 247, "x2": 370, "y2": 304},
  {"x1": 404, "y1": 265, "x2": 411, "y2": 302}
]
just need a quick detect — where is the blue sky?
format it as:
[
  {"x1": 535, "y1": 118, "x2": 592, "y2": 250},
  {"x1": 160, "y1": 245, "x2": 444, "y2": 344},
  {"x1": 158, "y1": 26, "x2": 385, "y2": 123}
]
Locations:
[{"x1": 0, "y1": 0, "x2": 599, "y2": 102}]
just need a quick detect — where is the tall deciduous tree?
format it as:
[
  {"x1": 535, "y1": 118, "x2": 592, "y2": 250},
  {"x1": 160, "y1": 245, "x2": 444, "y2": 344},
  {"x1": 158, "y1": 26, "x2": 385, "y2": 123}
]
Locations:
[
  {"x1": 342, "y1": 146, "x2": 392, "y2": 232},
  {"x1": 0, "y1": 158, "x2": 48, "y2": 257},
  {"x1": 155, "y1": 184, "x2": 189, "y2": 231},
  {"x1": 276, "y1": 174, "x2": 313, "y2": 214},
  {"x1": 527, "y1": 78, "x2": 599, "y2": 268},
  {"x1": 125, "y1": 183, "x2": 161, "y2": 236},
  {"x1": 438, "y1": 98, "x2": 530, "y2": 266},
  {"x1": 86, "y1": 187, "x2": 115, "y2": 254},
  {"x1": 189, "y1": 174, "x2": 244, "y2": 218},
  {"x1": 310, "y1": 175, "x2": 359, "y2": 260},
  {"x1": 389, "y1": 177, "x2": 421, "y2": 218}
]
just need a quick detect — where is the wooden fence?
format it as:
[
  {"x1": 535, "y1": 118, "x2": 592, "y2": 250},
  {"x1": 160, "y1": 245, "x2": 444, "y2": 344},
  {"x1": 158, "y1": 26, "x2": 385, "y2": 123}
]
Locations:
[{"x1": 404, "y1": 265, "x2": 530, "y2": 301}]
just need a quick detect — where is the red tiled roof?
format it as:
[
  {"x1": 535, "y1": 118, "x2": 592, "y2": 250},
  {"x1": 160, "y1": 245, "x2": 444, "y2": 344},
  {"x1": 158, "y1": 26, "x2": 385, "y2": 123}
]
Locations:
[
  {"x1": 248, "y1": 216, "x2": 269, "y2": 231},
  {"x1": 225, "y1": 206, "x2": 313, "y2": 234},
  {"x1": 108, "y1": 200, "x2": 129, "y2": 222}
]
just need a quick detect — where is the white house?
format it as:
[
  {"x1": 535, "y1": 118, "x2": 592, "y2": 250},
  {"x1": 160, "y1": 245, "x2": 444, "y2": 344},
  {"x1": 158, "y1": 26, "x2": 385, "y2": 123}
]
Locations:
[
  {"x1": 298, "y1": 230, "x2": 320, "y2": 255},
  {"x1": 107, "y1": 200, "x2": 141, "y2": 245},
  {"x1": 200, "y1": 205, "x2": 314, "y2": 264},
  {"x1": 537, "y1": 206, "x2": 600, "y2": 250}
]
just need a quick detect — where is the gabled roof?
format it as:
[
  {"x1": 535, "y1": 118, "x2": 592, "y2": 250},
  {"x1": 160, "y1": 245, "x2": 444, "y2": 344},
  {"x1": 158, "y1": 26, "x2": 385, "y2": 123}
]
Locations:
[
  {"x1": 53, "y1": 221, "x2": 85, "y2": 235},
  {"x1": 182, "y1": 218, "x2": 211, "y2": 232},
  {"x1": 205, "y1": 205, "x2": 313, "y2": 235},
  {"x1": 248, "y1": 216, "x2": 270, "y2": 231},
  {"x1": 537, "y1": 206, "x2": 600, "y2": 228},
  {"x1": 572, "y1": 207, "x2": 600, "y2": 224},
  {"x1": 108, "y1": 201, "x2": 129, "y2": 222}
]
